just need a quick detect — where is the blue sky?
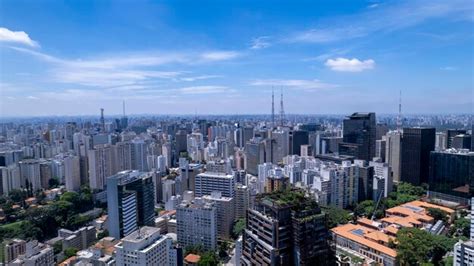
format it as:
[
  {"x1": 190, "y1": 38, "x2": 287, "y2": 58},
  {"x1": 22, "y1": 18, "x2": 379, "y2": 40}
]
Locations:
[{"x1": 0, "y1": 0, "x2": 473, "y2": 116}]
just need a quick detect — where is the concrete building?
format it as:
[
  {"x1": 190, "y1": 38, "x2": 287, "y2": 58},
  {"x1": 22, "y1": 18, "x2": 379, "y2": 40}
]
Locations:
[
  {"x1": 88, "y1": 144, "x2": 117, "y2": 190},
  {"x1": 454, "y1": 197, "x2": 474, "y2": 266},
  {"x1": 385, "y1": 131, "x2": 402, "y2": 183},
  {"x1": 64, "y1": 155, "x2": 81, "y2": 191},
  {"x1": 58, "y1": 226, "x2": 96, "y2": 251},
  {"x1": 235, "y1": 183, "x2": 250, "y2": 219},
  {"x1": 0, "y1": 164, "x2": 21, "y2": 196},
  {"x1": 202, "y1": 192, "x2": 235, "y2": 240},
  {"x1": 11, "y1": 241, "x2": 54, "y2": 266},
  {"x1": 195, "y1": 171, "x2": 235, "y2": 198},
  {"x1": 3, "y1": 239, "x2": 26, "y2": 264},
  {"x1": 115, "y1": 226, "x2": 177, "y2": 266},
  {"x1": 176, "y1": 198, "x2": 217, "y2": 251}
]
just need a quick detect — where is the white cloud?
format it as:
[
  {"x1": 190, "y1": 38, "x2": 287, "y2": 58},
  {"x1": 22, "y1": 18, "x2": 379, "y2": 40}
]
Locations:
[
  {"x1": 440, "y1": 66, "x2": 457, "y2": 71},
  {"x1": 250, "y1": 36, "x2": 271, "y2": 50},
  {"x1": 26, "y1": 96, "x2": 39, "y2": 100},
  {"x1": 10, "y1": 47, "x2": 240, "y2": 91},
  {"x1": 200, "y1": 51, "x2": 240, "y2": 61},
  {"x1": 177, "y1": 86, "x2": 230, "y2": 94},
  {"x1": 180, "y1": 75, "x2": 222, "y2": 82},
  {"x1": 250, "y1": 79, "x2": 337, "y2": 91},
  {"x1": 288, "y1": 0, "x2": 473, "y2": 43},
  {"x1": 325, "y1": 58, "x2": 375, "y2": 72},
  {"x1": 0, "y1": 27, "x2": 39, "y2": 47}
]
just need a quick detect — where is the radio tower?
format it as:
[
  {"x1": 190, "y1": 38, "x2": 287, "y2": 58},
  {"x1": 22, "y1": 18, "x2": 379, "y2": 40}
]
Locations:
[
  {"x1": 396, "y1": 90, "x2": 402, "y2": 132},
  {"x1": 279, "y1": 89, "x2": 286, "y2": 126},
  {"x1": 100, "y1": 108, "x2": 105, "y2": 133},
  {"x1": 122, "y1": 100, "x2": 126, "y2": 117},
  {"x1": 271, "y1": 88, "x2": 275, "y2": 128}
]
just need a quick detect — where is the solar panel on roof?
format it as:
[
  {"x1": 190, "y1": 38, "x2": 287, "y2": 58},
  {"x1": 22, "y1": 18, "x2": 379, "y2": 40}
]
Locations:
[{"x1": 351, "y1": 229, "x2": 365, "y2": 236}]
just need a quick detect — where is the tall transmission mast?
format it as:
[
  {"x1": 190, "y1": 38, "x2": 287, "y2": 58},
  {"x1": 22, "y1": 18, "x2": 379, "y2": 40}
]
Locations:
[
  {"x1": 397, "y1": 90, "x2": 402, "y2": 132},
  {"x1": 100, "y1": 108, "x2": 105, "y2": 133},
  {"x1": 122, "y1": 100, "x2": 126, "y2": 117},
  {"x1": 279, "y1": 89, "x2": 286, "y2": 126},
  {"x1": 271, "y1": 87, "x2": 275, "y2": 128}
]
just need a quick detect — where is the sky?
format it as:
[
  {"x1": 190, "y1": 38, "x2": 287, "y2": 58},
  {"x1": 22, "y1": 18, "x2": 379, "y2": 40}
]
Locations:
[{"x1": 0, "y1": 0, "x2": 473, "y2": 116}]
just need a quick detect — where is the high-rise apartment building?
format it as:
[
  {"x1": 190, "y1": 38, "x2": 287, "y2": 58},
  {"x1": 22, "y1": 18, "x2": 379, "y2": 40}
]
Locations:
[
  {"x1": 176, "y1": 198, "x2": 217, "y2": 251},
  {"x1": 202, "y1": 192, "x2": 235, "y2": 240},
  {"x1": 385, "y1": 131, "x2": 402, "y2": 183},
  {"x1": 64, "y1": 155, "x2": 81, "y2": 191},
  {"x1": 242, "y1": 189, "x2": 331, "y2": 265},
  {"x1": 195, "y1": 171, "x2": 235, "y2": 198},
  {"x1": 235, "y1": 183, "x2": 250, "y2": 219},
  {"x1": 88, "y1": 144, "x2": 117, "y2": 190},
  {"x1": 107, "y1": 170, "x2": 155, "y2": 239}
]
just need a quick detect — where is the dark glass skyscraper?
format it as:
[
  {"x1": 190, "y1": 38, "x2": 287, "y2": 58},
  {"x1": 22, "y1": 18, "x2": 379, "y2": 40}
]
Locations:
[
  {"x1": 401, "y1": 127, "x2": 435, "y2": 185},
  {"x1": 339, "y1": 112, "x2": 376, "y2": 161},
  {"x1": 107, "y1": 170, "x2": 155, "y2": 239},
  {"x1": 291, "y1": 130, "x2": 309, "y2": 155},
  {"x1": 428, "y1": 150, "x2": 474, "y2": 203}
]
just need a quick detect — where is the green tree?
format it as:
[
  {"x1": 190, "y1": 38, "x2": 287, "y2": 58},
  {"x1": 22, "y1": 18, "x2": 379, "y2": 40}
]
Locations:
[
  {"x1": 48, "y1": 178, "x2": 60, "y2": 189},
  {"x1": 354, "y1": 200, "x2": 375, "y2": 217},
  {"x1": 396, "y1": 227, "x2": 456, "y2": 266},
  {"x1": 232, "y1": 219, "x2": 245, "y2": 238},
  {"x1": 198, "y1": 251, "x2": 219, "y2": 266},
  {"x1": 322, "y1": 206, "x2": 351, "y2": 228},
  {"x1": 8, "y1": 189, "x2": 27, "y2": 203},
  {"x1": 450, "y1": 217, "x2": 470, "y2": 238},
  {"x1": 64, "y1": 247, "x2": 78, "y2": 258},
  {"x1": 427, "y1": 208, "x2": 448, "y2": 223}
]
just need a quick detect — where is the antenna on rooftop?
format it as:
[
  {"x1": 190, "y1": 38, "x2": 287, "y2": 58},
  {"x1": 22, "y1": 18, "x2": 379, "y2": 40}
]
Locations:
[
  {"x1": 271, "y1": 87, "x2": 275, "y2": 128},
  {"x1": 279, "y1": 88, "x2": 285, "y2": 126},
  {"x1": 397, "y1": 90, "x2": 402, "y2": 132}
]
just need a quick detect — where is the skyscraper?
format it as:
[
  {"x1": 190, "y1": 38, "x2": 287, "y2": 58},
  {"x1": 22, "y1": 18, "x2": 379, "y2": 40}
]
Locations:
[
  {"x1": 428, "y1": 149, "x2": 473, "y2": 204},
  {"x1": 242, "y1": 189, "x2": 331, "y2": 265},
  {"x1": 385, "y1": 131, "x2": 402, "y2": 183},
  {"x1": 291, "y1": 130, "x2": 309, "y2": 155},
  {"x1": 401, "y1": 127, "x2": 435, "y2": 185},
  {"x1": 107, "y1": 170, "x2": 155, "y2": 239},
  {"x1": 88, "y1": 144, "x2": 117, "y2": 190},
  {"x1": 339, "y1": 112, "x2": 376, "y2": 161}
]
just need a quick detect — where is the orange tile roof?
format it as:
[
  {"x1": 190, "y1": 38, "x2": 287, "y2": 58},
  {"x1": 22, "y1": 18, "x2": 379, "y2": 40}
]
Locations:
[
  {"x1": 365, "y1": 231, "x2": 393, "y2": 244},
  {"x1": 381, "y1": 216, "x2": 417, "y2": 228},
  {"x1": 408, "y1": 200, "x2": 454, "y2": 214},
  {"x1": 357, "y1": 218, "x2": 381, "y2": 229},
  {"x1": 185, "y1": 254, "x2": 201, "y2": 263},
  {"x1": 58, "y1": 256, "x2": 76, "y2": 265},
  {"x1": 331, "y1": 223, "x2": 397, "y2": 258},
  {"x1": 384, "y1": 226, "x2": 399, "y2": 236}
]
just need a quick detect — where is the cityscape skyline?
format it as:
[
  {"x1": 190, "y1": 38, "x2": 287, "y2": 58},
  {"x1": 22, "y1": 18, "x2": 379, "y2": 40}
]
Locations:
[{"x1": 1, "y1": 0, "x2": 473, "y2": 116}]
